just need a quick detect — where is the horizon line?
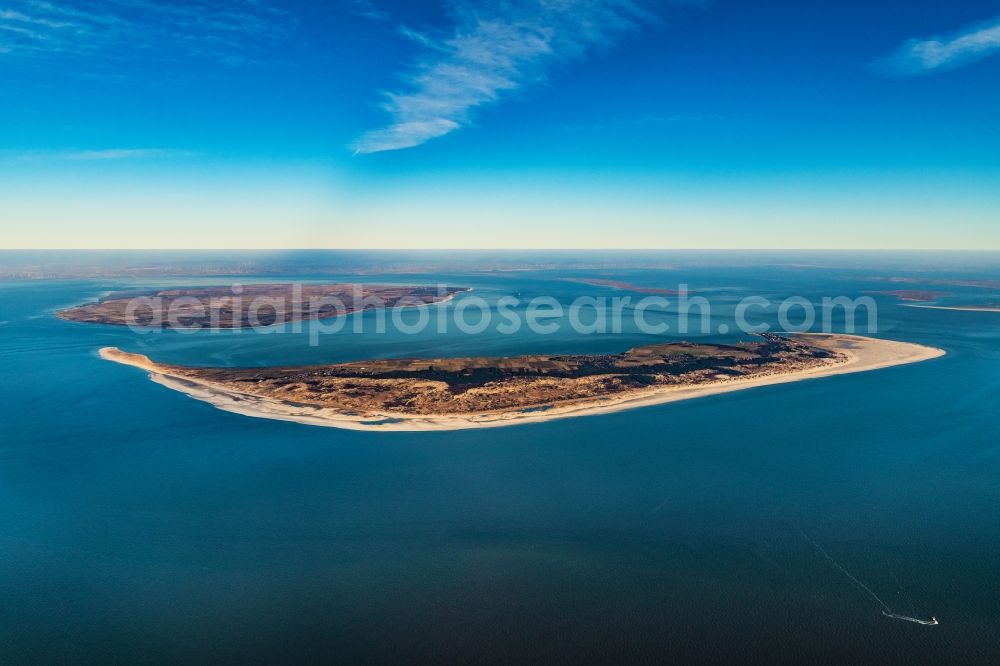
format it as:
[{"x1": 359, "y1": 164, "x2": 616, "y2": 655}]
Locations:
[{"x1": 3, "y1": 247, "x2": 1000, "y2": 253}]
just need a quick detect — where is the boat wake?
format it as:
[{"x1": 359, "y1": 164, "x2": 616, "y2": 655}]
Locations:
[
  {"x1": 882, "y1": 612, "x2": 939, "y2": 626},
  {"x1": 794, "y1": 527, "x2": 939, "y2": 627}
]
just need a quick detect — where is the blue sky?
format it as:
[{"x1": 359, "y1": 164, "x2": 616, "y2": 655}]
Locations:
[{"x1": 2, "y1": 0, "x2": 999, "y2": 249}]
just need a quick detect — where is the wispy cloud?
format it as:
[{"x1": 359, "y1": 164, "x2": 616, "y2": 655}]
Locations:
[
  {"x1": 3, "y1": 148, "x2": 198, "y2": 163},
  {"x1": 351, "y1": 0, "x2": 678, "y2": 155},
  {"x1": 0, "y1": 0, "x2": 292, "y2": 65},
  {"x1": 346, "y1": 0, "x2": 389, "y2": 23},
  {"x1": 877, "y1": 16, "x2": 1000, "y2": 75}
]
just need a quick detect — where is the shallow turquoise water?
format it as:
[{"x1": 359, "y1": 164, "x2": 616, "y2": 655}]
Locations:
[{"x1": 1, "y1": 260, "x2": 999, "y2": 663}]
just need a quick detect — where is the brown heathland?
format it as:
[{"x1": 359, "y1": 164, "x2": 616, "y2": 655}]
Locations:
[{"x1": 59, "y1": 284, "x2": 466, "y2": 328}]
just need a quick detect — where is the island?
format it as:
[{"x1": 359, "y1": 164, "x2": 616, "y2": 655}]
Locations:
[
  {"x1": 871, "y1": 276, "x2": 1000, "y2": 290},
  {"x1": 98, "y1": 333, "x2": 944, "y2": 431},
  {"x1": 58, "y1": 284, "x2": 467, "y2": 328},
  {"x1": 866, "y1": 290, "x2": 950, "y2": 302}
]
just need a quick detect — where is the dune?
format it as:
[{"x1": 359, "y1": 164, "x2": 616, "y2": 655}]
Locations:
[{"x1": 99, "y1": 334, "x2": 944, "y2": 432}]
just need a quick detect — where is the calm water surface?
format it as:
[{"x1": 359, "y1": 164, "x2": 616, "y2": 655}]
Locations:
[{"x1": 1, "y1": 262, "x2": 999, "y2": 663}]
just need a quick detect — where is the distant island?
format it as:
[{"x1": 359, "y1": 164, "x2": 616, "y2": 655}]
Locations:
[
  {"x1": 58, "y1": 284, "x2": 467, "y2": 328},
  {"x1": 866, "y1": 290, "x2": 950, "y2": 302},
  {"x1": 869, "y1": 276, "x2": 1000, "y2": 290},
  {"x1": 99, "y1": 334, "x2": 944, "y2": 431}
]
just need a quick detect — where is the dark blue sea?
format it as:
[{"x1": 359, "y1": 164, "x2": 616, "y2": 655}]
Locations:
[{"x1": 1, "y1": 252, "x2": 998, "y2": 663}]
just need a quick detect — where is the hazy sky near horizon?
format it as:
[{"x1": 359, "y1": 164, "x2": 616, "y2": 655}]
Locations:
[{"x1": 2, "y1": 0, "x2": 999, "y2": 249}]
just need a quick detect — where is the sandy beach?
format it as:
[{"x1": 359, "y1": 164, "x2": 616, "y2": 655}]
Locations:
[{"x1": 99, "y1": 334, "x2": 944, "y2": 432}]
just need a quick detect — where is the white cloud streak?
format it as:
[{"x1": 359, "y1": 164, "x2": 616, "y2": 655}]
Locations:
[
  {"x1": 346, "y1": 0, "x2": 389, "y2": 23},
  {"x1": 351, "y1": 0, "x2": 671, "y2": 154},
  {"x1": 0, "y1": 0, "x2": 292, "y2": 64},
  {"x1": 878, "y1": 16, "x2": 1000, "y2": 75},
  {"x1": 4, "y1": 148, "x2": 198, "y2": 163}
]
